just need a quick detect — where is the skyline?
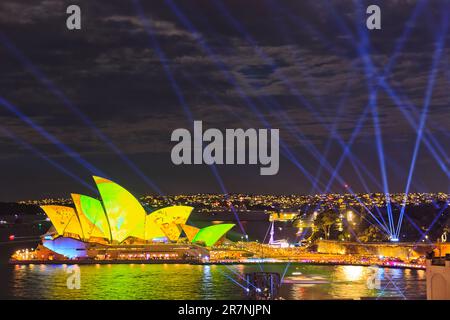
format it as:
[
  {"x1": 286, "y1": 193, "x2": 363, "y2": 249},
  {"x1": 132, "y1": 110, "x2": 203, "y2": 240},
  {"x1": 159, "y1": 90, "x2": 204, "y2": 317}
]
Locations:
[{"x1": 0, "y1": 0, "x2": 449, "y2": 201}]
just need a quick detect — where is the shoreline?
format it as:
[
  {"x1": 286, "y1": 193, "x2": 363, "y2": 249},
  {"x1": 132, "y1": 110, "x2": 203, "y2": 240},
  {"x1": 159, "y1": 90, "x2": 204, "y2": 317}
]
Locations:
[{"x1": 8, "y1": 259, "x2": 425, "y2": 270}]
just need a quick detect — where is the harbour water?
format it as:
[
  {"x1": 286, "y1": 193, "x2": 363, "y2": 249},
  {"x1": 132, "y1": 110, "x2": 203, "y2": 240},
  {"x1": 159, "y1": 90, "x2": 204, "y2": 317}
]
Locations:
[
  {"x1": 0, "y1": 215, "x2": 427, "y2": 300},
  {"x1": 0, "y1": 263, "x2": 426, "y2": 300}
]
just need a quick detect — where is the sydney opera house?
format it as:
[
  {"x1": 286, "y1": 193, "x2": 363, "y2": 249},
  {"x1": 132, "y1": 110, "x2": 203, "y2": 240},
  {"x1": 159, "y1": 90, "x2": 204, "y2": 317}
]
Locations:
[{"x1": 13, "y1": 176, "x2": 235, "y2": 263}]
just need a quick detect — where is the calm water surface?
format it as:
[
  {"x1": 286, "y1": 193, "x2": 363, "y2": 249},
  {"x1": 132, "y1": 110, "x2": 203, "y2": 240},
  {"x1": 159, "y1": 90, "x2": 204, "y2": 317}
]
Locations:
[{"x1": 0, "y1": 263, "x2": 426, "y2": 300}]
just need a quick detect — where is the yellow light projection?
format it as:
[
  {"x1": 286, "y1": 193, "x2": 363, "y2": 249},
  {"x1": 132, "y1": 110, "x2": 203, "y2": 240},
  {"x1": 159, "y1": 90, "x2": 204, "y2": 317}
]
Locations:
[
  {"x1": 93, "y1": 176, "x2": 146, "y2": 243},
  {"x1": 147, "y1": 206, "x2": 193, "y2": 241},
  {"x1": 40, "y1": 177, "x2": 236, "y2": 246},
  {"x1": 71, "y1": 194, "x2": 107, "y2": 240},
  {"x1": 41, "y1": 205, "x2": 84, "y2": 239},
  {"x1": 144, "y1": 216, "x2": 166, "y2": 240},
  {"x1": 181, "y1": 224, "x2": 200, "y2": 242}
]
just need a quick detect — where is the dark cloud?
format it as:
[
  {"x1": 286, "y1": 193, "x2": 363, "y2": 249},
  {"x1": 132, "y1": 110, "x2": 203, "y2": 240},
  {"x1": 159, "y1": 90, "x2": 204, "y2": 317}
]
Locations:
[{"x1": 0, "y1": 0, "x2": 449, "y2": 200}]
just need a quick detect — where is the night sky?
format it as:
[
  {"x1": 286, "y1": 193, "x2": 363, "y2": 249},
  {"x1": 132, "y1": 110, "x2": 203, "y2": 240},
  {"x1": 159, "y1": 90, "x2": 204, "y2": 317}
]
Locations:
[{"x1": 0, "y1": 0, "x2": 449, "y2": 201}]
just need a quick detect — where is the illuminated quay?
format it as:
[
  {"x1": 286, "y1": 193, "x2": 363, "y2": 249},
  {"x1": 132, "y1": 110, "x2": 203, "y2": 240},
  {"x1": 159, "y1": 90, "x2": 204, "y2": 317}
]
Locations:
[{"x1": 8, "y1": 177, "x2": 449, "y2": 271}]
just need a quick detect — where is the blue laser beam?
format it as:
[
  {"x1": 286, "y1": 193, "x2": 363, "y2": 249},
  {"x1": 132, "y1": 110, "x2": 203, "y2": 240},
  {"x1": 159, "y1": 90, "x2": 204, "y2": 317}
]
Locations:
[
  {"x1": 0, "y1": 33, "x2": 164, "y2": 196},
  {"x1": 396, "y1": 13, "x2": 449, "y2": 238},
  {"x1": 133, "y1": 0, "x2": 247, "y2": 235},
  {"x1": 0, "y1": 126, "x2": 97, "y2": 192},
  {"x1": 0, "y1": 96, "x2": 107, "y2": 177}
]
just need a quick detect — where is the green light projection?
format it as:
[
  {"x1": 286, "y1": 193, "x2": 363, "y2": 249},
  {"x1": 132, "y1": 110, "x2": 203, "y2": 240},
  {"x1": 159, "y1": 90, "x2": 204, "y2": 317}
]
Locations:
[
  {"x1": 93, "y1": 176, "x2": 146, "y2": 243},
  {"x1": 72, "y1": 193, "x2": 110, "y2": 241},
  {"x1": 191, "y1": 224, "x2": 235, "y2": 247}
]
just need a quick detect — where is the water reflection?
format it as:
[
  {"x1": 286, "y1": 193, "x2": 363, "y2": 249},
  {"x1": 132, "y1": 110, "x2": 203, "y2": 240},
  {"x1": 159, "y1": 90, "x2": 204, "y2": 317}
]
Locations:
[
  {"x1": 341, "y1": 265, "x2": 364, "y2": 281},
  {"x1": 1, "y1": 264, "x2": 426, "y2": 300},
  {"x1": 201, "y1": 265, "x2": 212, "y2": 293}
]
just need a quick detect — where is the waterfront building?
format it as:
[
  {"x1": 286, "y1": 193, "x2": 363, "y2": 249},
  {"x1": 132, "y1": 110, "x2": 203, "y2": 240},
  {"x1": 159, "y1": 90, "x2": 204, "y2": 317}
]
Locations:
[{"x1": 11, "y1": 176, "x2": 235, "y2": 263}]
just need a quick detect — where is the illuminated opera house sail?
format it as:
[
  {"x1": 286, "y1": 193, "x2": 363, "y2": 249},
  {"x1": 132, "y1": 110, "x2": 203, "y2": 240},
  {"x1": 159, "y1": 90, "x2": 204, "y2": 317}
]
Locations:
[{"x1": 32, "y1": 176, "x2": 235, "y2": 261}]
